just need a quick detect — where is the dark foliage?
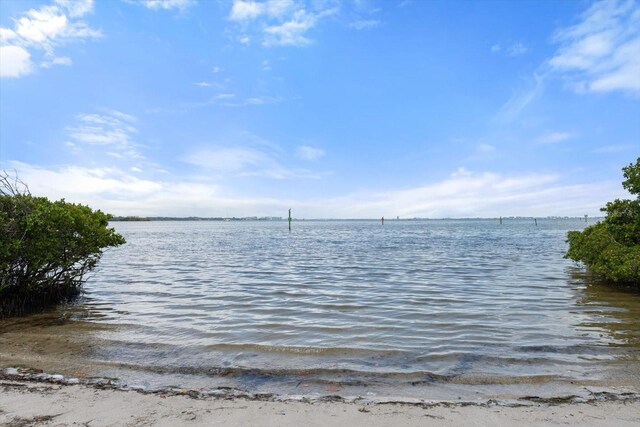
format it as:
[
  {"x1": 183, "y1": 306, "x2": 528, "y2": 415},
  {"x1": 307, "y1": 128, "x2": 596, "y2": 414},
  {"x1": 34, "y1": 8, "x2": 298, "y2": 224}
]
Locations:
[
  {"x1": 0, "y1": 171, "x2": 125, "y2": 317},
  {"x1": 566, "y1": 158, "x2": 640, "y2": 285}
]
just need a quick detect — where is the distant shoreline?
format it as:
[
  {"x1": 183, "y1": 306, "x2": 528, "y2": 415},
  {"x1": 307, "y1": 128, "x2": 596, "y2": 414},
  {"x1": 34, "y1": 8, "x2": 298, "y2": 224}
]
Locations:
[{"x1": 110, "y1": 216, "x2": 604, "y2": 222}]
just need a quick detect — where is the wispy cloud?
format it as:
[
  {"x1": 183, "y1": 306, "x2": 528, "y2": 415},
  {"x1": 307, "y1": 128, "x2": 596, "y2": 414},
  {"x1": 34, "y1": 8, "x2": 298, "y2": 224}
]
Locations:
[
  {"x1": 182, "y1": 133, "x2": 320, "y2": 180},
  {"x1": 41, "y1": 55, "x2": 72, "y2": 68},
  {"x1": 228, "y1": 0, "x2": 339, "y2": 47},
  {"x1": 548, "y1": 0, "x2": 640, "y2": 95},
  {"x1": 186, "y1": 93, "x2": 280, "y2": 108},
  {"x1": 296, "y1": 145, "x2": 325, "y2": 160},
  {"x1": 507, "y1": 42, "x2": 528, "y2": 56},
  {"x1": 495, "y1": 73, "x2": 544, "y2": 123},
  {"x1": 7, "y1": 161, "x2": 625, "y2": 218},
  {"x1": 491, "y1": 42, "x2": 528, "y2": 56},
  {"x1": 536, "y1": 131, "x2": 576, "y2": 144},
  {"x1": 0, "y1": 0, "x2": 101, "y2": 78},
  {"x1": 65, "y1": 110, "x2": 144, "y2": 159},
  {"x1": 349, "y1": 19, "x2": 381, "y2": 30},
  {"x1": 322, "y1": 169, "x2": 624, "y2": 218},
  {"x1": 129, "y1": 0, "x2": 196, "y2": 11}
]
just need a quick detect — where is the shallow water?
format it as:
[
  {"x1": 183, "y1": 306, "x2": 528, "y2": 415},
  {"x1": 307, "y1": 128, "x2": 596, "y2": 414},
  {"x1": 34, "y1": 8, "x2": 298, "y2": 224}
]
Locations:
[{"x1": 2, "y1": 219, "x2": 640, "y2": 398}]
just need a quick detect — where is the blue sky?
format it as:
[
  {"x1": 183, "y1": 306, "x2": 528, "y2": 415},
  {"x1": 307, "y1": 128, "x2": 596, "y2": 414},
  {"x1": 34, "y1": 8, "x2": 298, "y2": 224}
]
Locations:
[{"x1": 1, "y1": 0, "x2": 638, "y2": 218}]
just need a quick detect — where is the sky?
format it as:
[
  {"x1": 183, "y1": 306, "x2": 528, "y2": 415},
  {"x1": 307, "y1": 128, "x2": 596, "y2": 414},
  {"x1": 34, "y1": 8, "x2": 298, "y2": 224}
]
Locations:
[{"x1": 0, "y1": 0, "x2": 639, "y2": 218}]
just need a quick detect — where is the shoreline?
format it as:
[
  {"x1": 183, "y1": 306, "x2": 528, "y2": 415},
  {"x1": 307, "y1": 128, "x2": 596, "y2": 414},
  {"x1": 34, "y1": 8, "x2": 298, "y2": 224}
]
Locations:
[{"x1": 1, "y1": 374, "x2": 639, "y2": 427}]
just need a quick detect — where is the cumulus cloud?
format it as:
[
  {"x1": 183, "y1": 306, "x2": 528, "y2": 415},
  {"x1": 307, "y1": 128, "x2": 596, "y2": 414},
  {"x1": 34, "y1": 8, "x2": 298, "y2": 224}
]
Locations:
[
  {"x1": 549, "y1": 0, "x2": 640, "y2": 95},
  {"x1": 0, "y1": 45, "x2": 33, "y2": 78},
  {"x1": 0, "y1": 0, "x2": 101, "y2": 78}
]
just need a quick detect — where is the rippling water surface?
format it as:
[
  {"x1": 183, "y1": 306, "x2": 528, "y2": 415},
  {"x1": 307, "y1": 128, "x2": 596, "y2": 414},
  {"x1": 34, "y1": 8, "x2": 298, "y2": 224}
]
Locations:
[
  {"x1": 77, "y1": 220, "x2": 640, "y2": 380},
  {"x1": 4, "y1": 219, "x2": 640, "y2": 396}
]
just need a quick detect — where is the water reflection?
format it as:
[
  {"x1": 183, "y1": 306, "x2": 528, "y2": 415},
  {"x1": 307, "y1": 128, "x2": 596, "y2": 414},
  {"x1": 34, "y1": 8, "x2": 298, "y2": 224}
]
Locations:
[{"x1": 574, "y1": 271, "x2": 640, "y2": 349}]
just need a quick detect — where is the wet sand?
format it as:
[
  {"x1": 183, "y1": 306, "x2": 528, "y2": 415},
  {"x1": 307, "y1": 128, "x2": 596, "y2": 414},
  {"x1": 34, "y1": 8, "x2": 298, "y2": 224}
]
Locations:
[
  {"x1": 2, "y1": 308, "x2": 640, "y2": 403},
  {"x1": 1, "y1": 378, "x2": 639, "y2": 427},
  {"x1": 2, "y1": 308, "x2": 640, "y2": 426}
]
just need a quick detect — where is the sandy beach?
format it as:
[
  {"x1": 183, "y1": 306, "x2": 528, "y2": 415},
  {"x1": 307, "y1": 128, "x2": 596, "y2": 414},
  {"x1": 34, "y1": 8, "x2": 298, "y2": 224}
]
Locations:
[{"x1": 1, "y1": 377, "x2": 639, "y2": 427}]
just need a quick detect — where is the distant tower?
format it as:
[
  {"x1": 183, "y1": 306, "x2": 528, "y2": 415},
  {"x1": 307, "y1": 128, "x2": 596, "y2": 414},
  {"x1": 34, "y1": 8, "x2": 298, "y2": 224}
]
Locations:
[
  {"x1": 584, "y1": 214, "x2": 588, "y2": 223},
  {"x1": 288, "y1": 208, "x2": 292, "y2": 231}
]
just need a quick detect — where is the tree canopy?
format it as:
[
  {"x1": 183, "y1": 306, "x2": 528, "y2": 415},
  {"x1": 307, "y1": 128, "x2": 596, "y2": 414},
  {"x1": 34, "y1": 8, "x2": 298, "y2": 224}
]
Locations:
[
  {"x1": 0, "y1": 172, "x2": 125, "y2": 317},
  {"x1": 566, "y1": 158, "x2": 640, "y2": 285}
]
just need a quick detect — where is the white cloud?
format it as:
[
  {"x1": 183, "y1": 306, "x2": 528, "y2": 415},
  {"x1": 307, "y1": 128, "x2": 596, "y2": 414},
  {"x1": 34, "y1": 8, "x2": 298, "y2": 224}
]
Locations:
[
  {"x1": 0, "y1": 0, "x2": 101, "y2": 78},
  {"x1": 228, "y1": 0, "x2": 338, "y2": 47},
  {"x1": 349, "y1": 20, "x2": 381, "y2": 30},
  {"x1": 319, "y1": 170, "x2": 624, "y2": 218},
  {"x1": 495, "y1": 73, "x2": 544, "y2": 123},
  {"x1": 65, "y1": 110, "x2": 144, "y2": 159},
  {"x1": 215, "y1": 93, "x2": 236, "y2": 99},
  {"x1": 134, "y1": 0, "x2": 195, "y2": 11},
  {"x1": 218, "y1": 95, "x2": 281, "y2": 107},
  {"x1": 41, "y1": 55, "x2": 72, "y2": 68},
  {"x1": 9, "y1": 161, "x2": 163, "y2": 199},
  {"x1": 183, "y1": 147, "x2": 271, "y2": 173},
  {"x1": 263, "y1": 10, "x2": 319, "y2": 46},
  {"x1": 0, "y1": 45, "x2": 33, "y2": 78},
  {"x1": 230, "y1": 0, "x2": 266, "y2": 21},
  {"x1": 229, "y1": 0, "x2": 295, "y2": 22},
  {"x1": 182, "y1": 142, "x2": 318, "y2": 180},
  {"x1": 549, "y1": 0, "x2": 640, "y2": 95},
  {"x1": 55, "y1": 0, "x2": 95, "y2": 18},
  {"x1": 6, "y1": 161, "x2": 626, "y2": 218},
  {"x1": 296, "y1": 145, "x2": 325, "y2": 160},
  {"x1": 491, "y1": 42, "x2": 528, "y2": 56},
  {"x1": 537, "y1": 131, "x2": 576, "y2": 144},
  {"x1": 506, "y1": 42, "x2": 528, "y2": 56}
]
